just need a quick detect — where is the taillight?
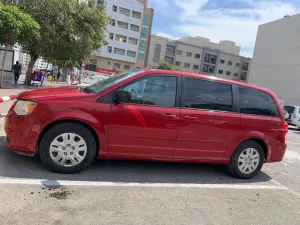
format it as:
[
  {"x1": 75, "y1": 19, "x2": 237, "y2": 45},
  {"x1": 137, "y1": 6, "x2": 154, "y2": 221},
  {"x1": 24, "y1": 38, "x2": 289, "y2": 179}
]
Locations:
[{"x1": 283, "y1": 122, "x2": 288, "y2": 136}]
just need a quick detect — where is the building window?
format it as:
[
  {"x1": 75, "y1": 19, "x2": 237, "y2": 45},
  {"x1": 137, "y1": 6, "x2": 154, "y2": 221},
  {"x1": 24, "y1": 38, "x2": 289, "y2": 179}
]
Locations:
[
  {"x1": 114, "y1": 63, "x2": 121, "y2": 69},
  {"x1": 115, "y1": 34, "x2": 127, "y2": 43},
  {"x1": 236, "y1": 63, "x2": 241, "y2": 67},
  {"x1": 210, "y1": 55, "x2": 217, "y2": 64},
  {"x1": 124, "y1": 65, "x2": 131, "y2": 70},
  {"x1": 234, "y1": 73, "x2": 239, "y2": 77},
  {"x1": 143, "y1": 14, "x2": 150, "y2": 26},
  {"x1": 109, "y1": 33, "x2": 114, "y2": 40},
  {"x1": 112, "y1": 5, "x2": 117, "y2": 12},
  {"x1": 117, "y1": 21, "x2": 128, "y2": 29},
  {"x1": 166, "y1": 46, "x2": 174, "y2": 56},
  {"x1": 108, "y1": 62, "x2": 110, "y2": 65},
  {"x1": 242, "y1": 63, "x2": 249, "y2": 71},
  {"x1": 138, "y1": 52, "x2": 145, "y2": 60},
  {"x1": 220, "y1": 59, "x2": 225, "y2": 64},
  {"x1": 111, "y1": 19, "x2": 115, "y2": 26},
  {"x1": 195, "y1": 54, "x2": 201, "y2": 59},
  {"x1": 186, "y1": 52, "x2": 192, "y2": 57},
  {"x1": 184, "y1": 63, "x2": 190, "y2": 68},
  {"x1": 194, "y1": 65, "x2": 199, "y2": 70},
  {"x1": 89, "y1": 59, "x2": 97, "y2": 65},
  {"x1": 119, "y1": 7, "x2": 130, "y2": 16},
  {"x1": 177, "y1": 50, "x2": 183, "y2": 55},
  {"x1": 130, "y1": 24, "x2": 139, "y2": 32},
  {"x1": 228, "y1": 61, "x2": 233, "y2": 65},
  {"x1": 141, "y1": 27, "x2": 148, "y2": 39},
  {"x1": 208, "y1": 65, "x2": 215, "y2": 73},
  {"x1": 204, "y1": 53, "x2": 210, "y2": 63},
  {"x1": 175, "y1": 61, "x2": 181, "y2": 66},
  {"x1": 132, "y1": 11, "x2": 141, "y2": 19},
  {"x1": 241, "y1": 72, "x2": 247, "y2": 80},
  {"x1": 226, "y1": 71, "x2": 231, "y2": 76},
  {"x1": 128, "y1": 37, "x2": 138, "y2": 45},
  {"x1": 153, "y1": 44, "x2": 161, "y2": 62},
  {"x1": 127, "y1": 50, "x2": 136, "y2": 58},
  {"x1": 114, "y1": 48, "x2": 125, "y2": 55},
  {"x1": 107, "y1": 46, "x2": 112, "y2": 53},
  {"x1": 203, "y1": 65, "x2": 208, "y2": 72},
  {"x1": 97, "y1": 0, "x2": 104, "y2": 5},
  {"x1": 218, "y1": 70, "x2": 223, "y2": 74}
]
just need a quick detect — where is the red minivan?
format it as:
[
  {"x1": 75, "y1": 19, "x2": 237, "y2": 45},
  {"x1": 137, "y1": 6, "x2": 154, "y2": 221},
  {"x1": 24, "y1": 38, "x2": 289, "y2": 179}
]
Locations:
[{"x1": 4, "y1": 70, "x2": 288, "y2": 178}]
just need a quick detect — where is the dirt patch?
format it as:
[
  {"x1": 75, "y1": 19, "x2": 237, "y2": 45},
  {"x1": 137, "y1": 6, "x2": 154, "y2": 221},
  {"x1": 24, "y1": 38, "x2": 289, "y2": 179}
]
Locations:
[{"x1": 49, "y1": 187, "x2": 71, "y2": 200}]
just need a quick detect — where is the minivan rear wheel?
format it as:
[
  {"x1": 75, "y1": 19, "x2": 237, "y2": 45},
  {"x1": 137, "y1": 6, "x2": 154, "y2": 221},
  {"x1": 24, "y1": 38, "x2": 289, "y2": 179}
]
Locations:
[
  {"x1": 39, "y1": 122, "x2": 97, "y2": 173},
  {"x1": 228, "y1": 140, "x2": 264, "y2": 179}
]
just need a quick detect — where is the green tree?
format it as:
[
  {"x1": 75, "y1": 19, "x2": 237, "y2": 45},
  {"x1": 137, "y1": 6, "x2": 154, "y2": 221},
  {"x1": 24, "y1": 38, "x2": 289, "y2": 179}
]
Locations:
[
  {"x1": 18, "y1": 0, "x2": 109, "y2": 85},
  {"x1": 153, "y1": 61, "x2": 178, "y2": 71},
  {"x1": 0, "y1": 4, "x2": 40, "y2": 88}
]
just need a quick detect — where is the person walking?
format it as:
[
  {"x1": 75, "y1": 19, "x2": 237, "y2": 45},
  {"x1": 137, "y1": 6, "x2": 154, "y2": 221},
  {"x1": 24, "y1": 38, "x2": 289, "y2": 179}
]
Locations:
[
  {"x1": 12, "y1": 61, "x2": 21, "y2": 84},
  {"x1": 56, "y1": 67, "x2": 61, "y2": 83}
]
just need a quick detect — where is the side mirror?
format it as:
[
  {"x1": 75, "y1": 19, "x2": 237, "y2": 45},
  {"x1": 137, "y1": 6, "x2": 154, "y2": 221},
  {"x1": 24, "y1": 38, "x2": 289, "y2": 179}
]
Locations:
[{"x1": 113, "y1": 90, "x2": 131, "y2": 104}]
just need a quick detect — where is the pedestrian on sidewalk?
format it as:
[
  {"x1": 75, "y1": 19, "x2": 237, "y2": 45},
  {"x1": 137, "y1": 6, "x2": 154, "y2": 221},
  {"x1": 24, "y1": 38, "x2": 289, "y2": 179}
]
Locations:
[{"x1": 12, "y1": 61, "x2": 21, "y2": 84}]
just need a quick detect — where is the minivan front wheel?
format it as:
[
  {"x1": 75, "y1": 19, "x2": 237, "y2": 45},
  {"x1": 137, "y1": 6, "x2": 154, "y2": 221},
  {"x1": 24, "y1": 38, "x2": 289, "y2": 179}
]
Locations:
[
  {"x1": 39, "y1": 122, "x2": 97, "y2": 173},
  {"x1": 228, "y1": 141, "x2": 265, "y2": 179}
]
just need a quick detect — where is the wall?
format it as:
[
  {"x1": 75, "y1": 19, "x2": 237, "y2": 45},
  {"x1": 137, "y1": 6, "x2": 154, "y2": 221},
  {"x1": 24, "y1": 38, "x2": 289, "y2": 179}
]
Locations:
[
  {"x1": 0, "y1": 47, "x2": 14, "y2": 72},
  {"x1": 249, "y1": 14, "x2": 300, "y2": 105}
]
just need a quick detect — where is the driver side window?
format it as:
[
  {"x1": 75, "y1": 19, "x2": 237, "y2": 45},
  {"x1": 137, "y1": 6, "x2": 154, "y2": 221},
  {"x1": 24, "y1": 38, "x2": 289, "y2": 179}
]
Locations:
[{"x1": 121, "y1": 75, "x2": 177, "y2": 107}]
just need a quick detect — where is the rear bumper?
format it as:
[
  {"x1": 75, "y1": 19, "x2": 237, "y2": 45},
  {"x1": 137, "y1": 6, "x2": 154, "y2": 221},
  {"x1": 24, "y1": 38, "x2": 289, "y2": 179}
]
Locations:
[
  {"x1": 4, "y1": 111, "x2": 40, "y2": 154},
  {"x1": 265, "y1": 142, "x2": 287, "y2": 163}
]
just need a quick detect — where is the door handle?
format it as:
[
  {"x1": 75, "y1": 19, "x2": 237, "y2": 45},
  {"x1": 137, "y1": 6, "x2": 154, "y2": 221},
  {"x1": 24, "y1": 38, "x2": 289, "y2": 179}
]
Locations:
[
  {"x1": 184, "y1": 116, "x2": 199, "y2": 121},
  {"x1": 163, "y1": 114, "x2": 177, "y2": 119}
]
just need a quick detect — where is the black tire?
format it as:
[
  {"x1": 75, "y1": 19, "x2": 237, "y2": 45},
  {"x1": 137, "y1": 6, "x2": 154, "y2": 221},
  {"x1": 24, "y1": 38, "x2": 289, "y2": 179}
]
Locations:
[
  {"x1": 227, "y1": 140, "x2": 265, "y2": 179},
  {"x1": 39, "y1": 122, "x2": 97, "y2": 173}
]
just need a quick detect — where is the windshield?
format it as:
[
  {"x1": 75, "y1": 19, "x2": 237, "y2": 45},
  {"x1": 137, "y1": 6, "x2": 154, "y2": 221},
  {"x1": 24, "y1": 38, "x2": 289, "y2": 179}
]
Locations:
[
  {"x1": 83, "y1": 70, "x2": 145, "y2": 94},
  {"x1": 284, "y1": 106, "x2": 295, "y2": 114}
]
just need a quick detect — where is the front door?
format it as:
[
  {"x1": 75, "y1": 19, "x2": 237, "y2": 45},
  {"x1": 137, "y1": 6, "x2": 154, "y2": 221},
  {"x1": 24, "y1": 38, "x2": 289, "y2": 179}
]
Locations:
[
  {"x1": 108, "y1": 75, "x2": 180, "y2": 158},
  {"x1": 174, "y1": 77, "x2": 241, "y2": 160}
]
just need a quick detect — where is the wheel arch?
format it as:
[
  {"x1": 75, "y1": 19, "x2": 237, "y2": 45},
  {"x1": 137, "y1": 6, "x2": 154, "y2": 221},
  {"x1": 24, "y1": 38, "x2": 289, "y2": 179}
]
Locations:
[
  {"x1": 234, "y1": 138, "x2": 268, "y2": 161},
  {"x1": 36, "y1": 119, "x2": 100, "y2": 157}
]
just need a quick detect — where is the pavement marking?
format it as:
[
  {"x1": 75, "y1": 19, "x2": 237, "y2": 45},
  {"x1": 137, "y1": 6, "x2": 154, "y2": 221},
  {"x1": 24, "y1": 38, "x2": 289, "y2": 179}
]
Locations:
[
  {"x1": 0, "y1": 178, "x2": 288, "y2": 190},
  {"x1": 286, "y1": 142, "x2": 300, "y2": 145},
  {"x1": 270, "y1": 179, "x2": 300, "y2": 197}
]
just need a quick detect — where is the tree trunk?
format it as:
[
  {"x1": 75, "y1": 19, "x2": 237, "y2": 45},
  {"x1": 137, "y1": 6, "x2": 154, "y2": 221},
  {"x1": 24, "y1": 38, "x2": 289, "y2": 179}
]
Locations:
[
  {"x1": 0, "y1": 38, "x2": 9, "y2": 89},
  {"x1": 24, "y1": 55, "x2": 38, "y2": 85}
]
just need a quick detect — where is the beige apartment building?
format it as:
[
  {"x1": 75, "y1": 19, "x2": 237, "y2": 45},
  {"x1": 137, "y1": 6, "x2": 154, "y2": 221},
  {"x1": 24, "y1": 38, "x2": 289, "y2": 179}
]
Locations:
[
  {"x1": 147, "y1": 35, "x2": 251, "y2": 82},
  {"x1": 85, "y1": 0, "x2": 154, "y2": 74},
  {"x1": 249, "y1": 14, "x2": 300, "y2": 105}
]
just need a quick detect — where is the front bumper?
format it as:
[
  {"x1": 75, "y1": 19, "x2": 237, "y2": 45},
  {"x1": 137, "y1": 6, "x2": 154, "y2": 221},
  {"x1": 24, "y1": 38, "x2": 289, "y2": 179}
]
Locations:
[{"x1": 4, "y1": 111, "x2": 40, "y2": 154}]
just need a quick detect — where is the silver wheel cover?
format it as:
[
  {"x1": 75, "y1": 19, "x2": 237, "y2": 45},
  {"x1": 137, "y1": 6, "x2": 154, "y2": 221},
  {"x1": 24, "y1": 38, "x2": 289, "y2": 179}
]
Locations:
[{"x1": 49, "y1": 133, "x2": 87, "y2": 167}]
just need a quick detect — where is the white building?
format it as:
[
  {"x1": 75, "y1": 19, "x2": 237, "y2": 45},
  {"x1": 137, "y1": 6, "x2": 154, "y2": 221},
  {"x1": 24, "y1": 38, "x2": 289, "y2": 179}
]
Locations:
[
  {"x1": 86, "y1": 0, "x2": 154, "y2": 73},
  {"x1": 249, "y1": 14, "x2": 300, "y2": 105}
]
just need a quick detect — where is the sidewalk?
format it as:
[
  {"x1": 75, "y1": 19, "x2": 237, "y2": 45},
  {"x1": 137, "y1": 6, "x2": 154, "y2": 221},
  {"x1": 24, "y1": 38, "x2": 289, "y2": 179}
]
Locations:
[{"x1": 2, "y1": 71, "x2": 68, "y2": 89}]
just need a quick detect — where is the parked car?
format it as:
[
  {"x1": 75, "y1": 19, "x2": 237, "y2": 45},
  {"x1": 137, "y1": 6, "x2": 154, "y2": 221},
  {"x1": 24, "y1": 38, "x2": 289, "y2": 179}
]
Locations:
[
  {"x1": 4, "y1": 69, "x2": 288, "y2": 179},
  {"x1": 284, "y1": 105, "x2": 300, "y2": 128}
]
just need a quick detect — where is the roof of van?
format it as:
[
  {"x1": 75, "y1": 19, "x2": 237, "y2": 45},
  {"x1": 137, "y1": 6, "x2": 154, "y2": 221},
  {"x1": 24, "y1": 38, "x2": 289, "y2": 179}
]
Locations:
[{"x1": 146, "y1": 69, "x2": 275, "y2": 95}]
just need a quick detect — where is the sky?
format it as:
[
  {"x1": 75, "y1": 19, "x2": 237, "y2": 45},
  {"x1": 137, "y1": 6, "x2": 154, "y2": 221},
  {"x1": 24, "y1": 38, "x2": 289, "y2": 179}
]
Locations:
[{"x1": 147, "y1": 0, "x2": 300, "y2": 57}]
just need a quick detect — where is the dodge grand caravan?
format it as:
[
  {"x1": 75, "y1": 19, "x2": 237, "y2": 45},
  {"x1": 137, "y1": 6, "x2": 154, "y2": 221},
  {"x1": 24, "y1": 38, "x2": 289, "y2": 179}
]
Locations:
[{"x1": 4, "y1": 69, "x2": 288, "y2": 179}]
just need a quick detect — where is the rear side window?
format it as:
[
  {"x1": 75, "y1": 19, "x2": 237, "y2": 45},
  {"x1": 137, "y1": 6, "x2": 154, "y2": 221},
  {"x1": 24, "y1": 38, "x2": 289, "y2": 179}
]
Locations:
[
  {"x1": 184, "y1": 78, "x2": 233, "y2": 112},
  {"x1": 239, "y1": 86, "x2": 279, "y2": 117}
]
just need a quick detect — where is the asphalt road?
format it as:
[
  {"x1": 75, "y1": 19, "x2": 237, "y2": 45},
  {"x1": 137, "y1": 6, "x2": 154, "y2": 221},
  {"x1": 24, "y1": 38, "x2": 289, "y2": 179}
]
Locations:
[{"x1": 1, "y1": 99, "x2": 300, "y2": 224}]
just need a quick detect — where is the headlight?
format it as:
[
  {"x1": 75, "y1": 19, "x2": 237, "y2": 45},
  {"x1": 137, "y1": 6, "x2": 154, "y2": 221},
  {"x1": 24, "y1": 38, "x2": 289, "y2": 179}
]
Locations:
[{"x1": 13, "y1": 100, "x2": 37, "y2": 116}]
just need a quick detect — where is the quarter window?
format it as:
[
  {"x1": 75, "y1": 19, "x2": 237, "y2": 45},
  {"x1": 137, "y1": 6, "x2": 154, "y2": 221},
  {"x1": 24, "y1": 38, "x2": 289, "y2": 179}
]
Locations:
[
  {"x1": 184, "y1": 78, "x2": 233, "y2": 112},
  {"x1": 121, "y1": 76, "x2": 177, "y2": 107},
  {"x1": 239, "y1": 87, "x2": 279, "y2": 117}
]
